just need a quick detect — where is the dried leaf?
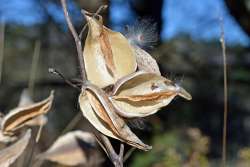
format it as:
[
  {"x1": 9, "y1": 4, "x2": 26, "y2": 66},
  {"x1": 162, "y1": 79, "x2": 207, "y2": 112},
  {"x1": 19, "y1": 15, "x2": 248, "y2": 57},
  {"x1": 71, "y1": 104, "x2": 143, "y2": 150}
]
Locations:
[
  {"x1": 79, "y1": 83, "x2": 151, "y2": 151},
  {"x1": 37, "y1": 131, "x2": 98, "y2": 166},
  {"x1": 133, "y1": 45, "x2": 161, "y2": 75},
  {"x1": 111, "y1": 71, "x2": 192, "y2": 118},
  {"x1": 0, "y1": 129, "x2": 31, "y2": 167},
  {"x1": 83, "y1": 14, "x2": 137, "y2": 88},
  {"x1": 1, "y1": 91, "x2": 54, "y2": 135}
]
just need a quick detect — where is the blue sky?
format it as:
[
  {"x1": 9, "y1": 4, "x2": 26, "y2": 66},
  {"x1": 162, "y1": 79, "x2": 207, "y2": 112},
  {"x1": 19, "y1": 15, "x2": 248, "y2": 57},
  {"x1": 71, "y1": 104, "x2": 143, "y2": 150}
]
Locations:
[
  {"x1": 0, "y1": 0, "x2": 249, "y2": 46},
  {"x1": 110, "y1": 0, "x2": 250, "y2": 46}
]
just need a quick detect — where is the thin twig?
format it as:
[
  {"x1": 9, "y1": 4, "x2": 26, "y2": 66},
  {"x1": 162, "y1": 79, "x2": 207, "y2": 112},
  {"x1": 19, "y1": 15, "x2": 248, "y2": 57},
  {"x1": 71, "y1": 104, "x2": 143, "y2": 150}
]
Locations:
[
  {"x1": 98, "y1": 134, "x2": 124, "y2": 167},
  {"x1": 123, "y1": 147, "x2": 136, "y2": 162},
  {"x1": 28, "y1": 40, "x2": 41, "y2": 98},
  {"x1": 79, "y1": 5, "x2": 108, "y2": 40},
  {"x1": 48, "y1": 68, "x2": 81, "y2": 90},
  {"x1": 220, "y1": 17, "x2": 228, "y2": 167},
  {"x1": 60, "y1": 0, "x2": 86, "y2": 81},
  {"x1": 0, "y1": 21, "x2": 5, "y2": 84}
]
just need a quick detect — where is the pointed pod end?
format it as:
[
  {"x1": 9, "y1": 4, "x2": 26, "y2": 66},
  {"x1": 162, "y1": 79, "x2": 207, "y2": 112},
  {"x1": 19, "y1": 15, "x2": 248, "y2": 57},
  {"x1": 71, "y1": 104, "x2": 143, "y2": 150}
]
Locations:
[
  {"x1": 82, "y1": 12, "x2": 103, "y2": 37},
  {"x1": 176, "y1": 85, "x2": 192, "y2": 100},
  {"x1": 144, "y1": 145, "x2": 152, "y2": 151},
  {"x1": 135, "y1": 143, "x2": 152, "y2": 151}
]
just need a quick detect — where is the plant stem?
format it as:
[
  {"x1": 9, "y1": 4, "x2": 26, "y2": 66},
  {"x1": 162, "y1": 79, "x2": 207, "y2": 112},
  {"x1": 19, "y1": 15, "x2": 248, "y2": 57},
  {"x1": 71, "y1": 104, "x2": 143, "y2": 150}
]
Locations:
[
  {"x1": 97, "y1": 133, "x2": 124, "y2": 167},
  {"x1": 60, "y1": 0, "x2": 86, "y2": 81},
  {"x1": 220, "y1": 17, "x2": 228, "y2": 167},
  {"x1": 28, "y1": 40, "x2": 41, "y2": 98},
  {"x1": 60, "y1": 1, "x2": 124, "y2": 166},
  {"x1": 0, "y1": 21, "x2": 5, "y2": 84}
]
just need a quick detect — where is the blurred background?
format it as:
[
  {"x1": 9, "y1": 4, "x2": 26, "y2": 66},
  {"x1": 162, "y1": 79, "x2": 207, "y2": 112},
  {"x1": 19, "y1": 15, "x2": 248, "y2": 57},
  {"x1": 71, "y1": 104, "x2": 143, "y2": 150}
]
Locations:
[{"x1": 1, "y1": 0, "x2": 250, "y2": 166}]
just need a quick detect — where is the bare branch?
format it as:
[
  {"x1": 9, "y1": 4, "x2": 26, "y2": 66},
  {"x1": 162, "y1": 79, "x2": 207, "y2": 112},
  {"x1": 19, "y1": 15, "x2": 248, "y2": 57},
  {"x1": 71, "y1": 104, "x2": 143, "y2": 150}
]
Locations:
[
  {"x1": 48, "y1": 68, "x2": 81, "y2": 90},
  {"x1": 60, "y1": 0, "x2": 86, "y2": 81}
]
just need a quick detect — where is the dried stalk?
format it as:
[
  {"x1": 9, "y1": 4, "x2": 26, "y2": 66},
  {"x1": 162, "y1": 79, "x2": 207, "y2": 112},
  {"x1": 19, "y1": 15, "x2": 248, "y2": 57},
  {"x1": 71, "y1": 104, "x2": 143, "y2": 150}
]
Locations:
[
  {"x1": 0, "y1": 21, "x2": 5, "y2": 84},
  {"x1": 59, "y1": 1, "x2": 125, "y2": 166},
  {"x1": 96, "y1": 133, "x2": 124, "y2": 167},
  {"x1": 60, "y1": 0, "x2": 86, "y2": 81},
  {"x1": 220, "y1": 17, "x2": 228, "y2": 167},
  {"x1": 28, "y1": 40, "x2": 41, "y2": 97}
]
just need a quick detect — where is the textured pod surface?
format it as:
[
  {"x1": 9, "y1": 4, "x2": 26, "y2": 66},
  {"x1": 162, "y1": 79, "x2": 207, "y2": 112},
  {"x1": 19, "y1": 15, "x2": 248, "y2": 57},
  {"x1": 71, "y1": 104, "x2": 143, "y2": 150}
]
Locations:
[
  {"x1": 37, "y1": 131, "x2": 97, "y2": 166},
  {"x1": 79, "y1": 91, "x2": 119, "y2": 140},
  {"x1": 79, "y1": 83, "x2": 151, "y2": 151},
  {"x1": 0, "y1": 129, "x2": 31, "y2": 167},
  {"x1": 83, "y1": 15, "x2": 137, "y2": 88},
  {"x1": 133, "y1": 45, "x2": 161, "y2": 75},
  {"x1": 111, "y1": 71, "x2": 192, "y2": 118},
  {"x1": 1, "y1": 91, "x2": 54, "y2": 135}
]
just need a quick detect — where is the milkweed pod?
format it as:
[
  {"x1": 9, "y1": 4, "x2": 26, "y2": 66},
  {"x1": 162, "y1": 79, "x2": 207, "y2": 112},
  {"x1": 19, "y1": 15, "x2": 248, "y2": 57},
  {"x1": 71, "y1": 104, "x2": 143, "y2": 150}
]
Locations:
[
  {"x1": 79, "y1": 83, "x2": 151, "y2": 151},
  {"x1": 111, "y1": 71, "x2": 192, "y2": 118},
  {"x1": 1, "y1": 91, "x2": 54, "y2": 135},
  {"x1": 37, "y1": 131, "x2": 99, "y2": 166},
  {"x1": 0, "y1": 129, "x2": 31, "y2": 167},
  {"x1": 83, "y1": 13, "x2": 137, "y2": 88},
  {"x1": 79, "y1": 91, "x2": 119, "y2": 141},
  {"x1": 133, "y1": 45, "x2": 161, "y2": 75}
]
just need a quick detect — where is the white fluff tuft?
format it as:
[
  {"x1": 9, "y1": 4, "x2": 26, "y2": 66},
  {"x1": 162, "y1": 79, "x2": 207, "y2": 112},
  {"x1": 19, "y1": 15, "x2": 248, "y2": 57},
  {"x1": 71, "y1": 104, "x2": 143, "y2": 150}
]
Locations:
[{"x1": 124, "y1": 19, "x2": 158, "y2": 49}]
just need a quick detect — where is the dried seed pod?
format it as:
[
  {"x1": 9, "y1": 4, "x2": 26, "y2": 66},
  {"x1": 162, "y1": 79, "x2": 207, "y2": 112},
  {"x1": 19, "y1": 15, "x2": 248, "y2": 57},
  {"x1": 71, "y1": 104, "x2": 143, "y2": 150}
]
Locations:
[
  {"x1": 79, "y1": 83, "x2": 151, "y2": 151},
  {"x1": 0, "y1": 129, "x2": 31, "y2": 167},
  {"x1": 111, "y1": 71, "x2": 192, "y2": 118},
  {"x1": 37, "y1": 131, "x2": 99, "y2": 166},
  {"x1": 83, "y1": 13, "x2": 137, "y2": 88},
  {"x1": 79, "y1": 92, "x2": 119, "y2": 140},
  {"x1": 133, "y1": 45, "x2": 161, "y2": 75},
  {"x1": 1, "y1": 91, "x2": 54, "y2": 135}
]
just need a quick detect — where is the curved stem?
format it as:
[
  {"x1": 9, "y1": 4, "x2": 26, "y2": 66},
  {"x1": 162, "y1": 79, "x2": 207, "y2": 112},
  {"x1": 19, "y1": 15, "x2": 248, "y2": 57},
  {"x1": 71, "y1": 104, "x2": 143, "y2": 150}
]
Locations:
[{"x1": 60, "y1": 0, "x2": 86, "y2": 81}]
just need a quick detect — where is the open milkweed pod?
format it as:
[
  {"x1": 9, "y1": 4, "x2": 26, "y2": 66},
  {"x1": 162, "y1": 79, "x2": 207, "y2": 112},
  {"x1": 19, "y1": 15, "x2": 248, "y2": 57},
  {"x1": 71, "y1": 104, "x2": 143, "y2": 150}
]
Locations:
[
  {"x1": 133, "y1": 45, "x2": 161, "y2": 75},
  {"x1": 0, "y1": 129, "x2": 31, "y2": 167},
  {"x1": 111, "y1": 71, "x2": 192, "y2": 118},
  {"x1": 83, "y1": 12, "x2": 137, "y2": 88},
  {"x1": 37, "y1": 131, "x2": 100, "y2": 166},
  {"x1": 1, "y1": 91, "x2": 54, "y2": 135},
  {"x1": 79, "y1": 83, "x2": 151, "y2": 151},
  {"x1": 17, "y1": 89, "x2": 48, "y2": 127}
]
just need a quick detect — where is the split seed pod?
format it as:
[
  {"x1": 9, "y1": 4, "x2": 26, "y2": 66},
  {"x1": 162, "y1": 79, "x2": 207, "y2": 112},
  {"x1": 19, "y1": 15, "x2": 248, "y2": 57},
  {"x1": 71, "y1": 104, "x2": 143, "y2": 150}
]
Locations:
[
  {"x1": 17, "y1": 89, "x2": 48, "y2": 127},
  {"x1": 83, "y1": 13, "x2": 137, "y2": 88},
  {"x1": 79, "y1": 82, "x2": 151, "y2": 151},
  {"x1": 37, "y1": 131, "x2": 99, "y2": 166},
  {"x1": 1, "y1": 91, "x2": 54, "y2": 135},
  {"x1": 111, "y1": 71, "x2": 192, "y2": 118}
]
